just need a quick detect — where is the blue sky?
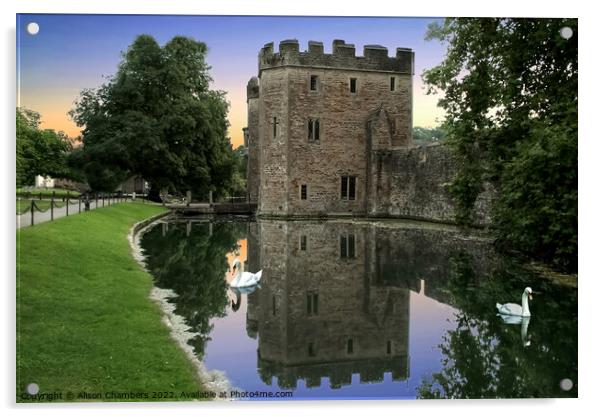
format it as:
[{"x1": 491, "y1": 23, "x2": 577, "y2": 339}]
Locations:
[{"x1": 17, "y1": 14, "x2": 447, "y2": 147}]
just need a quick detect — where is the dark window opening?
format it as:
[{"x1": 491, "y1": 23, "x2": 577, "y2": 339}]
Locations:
[
  {"x1": 273, "y1": 117, "x2": 278, "y2": 138},
  {"x1": 349, "y1": 176, "x2": 356, "y2": 200},
  {"x1": 310, "y1": 75, "x2": 318, "y2": 91},
  {"x1": 387, "y1": 340, "x2": 392, "y2": 354},
  {"x1": 307, "y1": 292, "x2": 319, "y2": 315},
  {"x1": 341, "y1": 176, "x2": 356, "y2": 200},
  {"x1": 340, "y1": 234, "x2": 356, "y2": 258},
  {"x1": 308, "y1": 118, "x2": 320, "y2": 141},
  {"x1": 308, "y1": 342, "x2": 316, "y2": 357},
  {"x1": 300, "y1": 184, "x2": 307, "y2": 200},
  {"x1": 390, "y1": 77, "x2": 395, "y2": 91},
  {"x1": 350, "y1": 78, "x2": 357, "y2": 93},
  {"x1": 347, "y1": 339, "x2": 354, "y2": 354},
  {"x1": 272, "y1": 295, "x2": 277, "y2": 316},
  {"x1": 300, "y1": 235, "x2": 307, "y2": 251}
]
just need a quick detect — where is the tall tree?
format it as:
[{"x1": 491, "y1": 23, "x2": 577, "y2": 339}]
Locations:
[
  {"x1": 423, "y1": 18, "x2": 577, "y2": 271},
  {"x1": 16, "y1": 107, "x2": 74, "y2": 186},
  {"x1": 69, "y1": 35, "x2": 236, "y2": 197}
]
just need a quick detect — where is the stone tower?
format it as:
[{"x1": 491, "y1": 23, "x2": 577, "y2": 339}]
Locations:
[{"x1": 245, "y1": 39, "x2": 414, "y2": 217}]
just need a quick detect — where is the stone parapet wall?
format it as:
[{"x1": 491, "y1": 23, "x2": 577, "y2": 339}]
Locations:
[
  {"x1": 371, "y1": 143, "x2": 493, "y2": 226},
  {"x1": 259, "y1": 40, "x2": 414, "y2": 75}
]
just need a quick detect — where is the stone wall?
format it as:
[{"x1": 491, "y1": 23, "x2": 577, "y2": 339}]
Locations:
[
  {"x1": 254, "y1": 39, "x2": 414, "y2": 217},
  {"x1": 370, "y1": 143, "x2": 493, "y2": 226},
  {"x1": 249, "y1": 219, "x2": 410, "y2": 389},
  {"x1": 247, "y1": 218, "x2": 499, "y2": 389},
  {"x1": 248, "y1": 40, "x2": 493, "y2": 226},
  {"x1": 246, "y1": 78, "x2": 260, "y2": 203}
]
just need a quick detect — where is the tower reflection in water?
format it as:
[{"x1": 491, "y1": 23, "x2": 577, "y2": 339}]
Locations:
[
  {"x1": 141, "y1": 217, "x2": 577, "y2": 398},
  {"x1": 246, "y1": 220, "x2": 423, "y2": 390}
]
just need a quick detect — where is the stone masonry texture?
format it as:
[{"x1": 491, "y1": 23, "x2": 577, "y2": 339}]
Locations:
[{"x1": 244, "y1": 40, "x2": 492, "y2": 226}]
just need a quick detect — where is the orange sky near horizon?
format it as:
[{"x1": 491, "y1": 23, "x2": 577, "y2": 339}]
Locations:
[
  {"x1": 17, "y1": 15, "x2": 447, "y2": 150},
  {"x1": 20, "y1": 77, "x2": 443, "y2": 150}
]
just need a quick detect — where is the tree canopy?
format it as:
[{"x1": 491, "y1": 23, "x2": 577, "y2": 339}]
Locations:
[
  {"x1": 423, "y1": 18, "x2": 577, "y2": 271},
  {"x1": 412, "y1": 126, "x2": 446, "y2": 143},
  {"x1": 69, "y1": 35, "x2": 236, "y2": 197},
  {"x1": 16, "y1": 107, "x2": 74, "y2": 187}
]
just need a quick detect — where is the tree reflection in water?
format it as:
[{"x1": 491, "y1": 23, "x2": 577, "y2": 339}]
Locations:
[
  {"x1": 141, "y1": 219, "x2": 246, "y2": 358},
  {"x1": 417, "y1": 254, "x2": 577, "y2": 399}
]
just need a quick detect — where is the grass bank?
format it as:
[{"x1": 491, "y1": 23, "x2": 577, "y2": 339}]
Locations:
[{"x1": 17, "y1": 202, "x2": 203, "y2": 402}]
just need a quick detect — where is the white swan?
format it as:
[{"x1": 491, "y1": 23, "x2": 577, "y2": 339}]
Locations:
[
  {"x1": 496, "y1": 287, "x2": 533, "y2": 317},
  {"x1": 230, "y1": 259, "x2": 262, "y2": 288}
]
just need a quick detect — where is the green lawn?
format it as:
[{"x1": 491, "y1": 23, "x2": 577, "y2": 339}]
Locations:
[{"x1": 17, "y1": 202, "x2": 204, "y2": 402}]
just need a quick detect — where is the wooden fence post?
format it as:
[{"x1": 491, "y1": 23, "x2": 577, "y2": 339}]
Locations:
[
  {"x1": 30, "y1": 200, "x2": 34, "y2": 226},
  {"x1": 50, "y1": 197, "x2": 54, "y2": 221},
  {"x1": 66, "y1": 192, "x2": 69, "y2": 216}
]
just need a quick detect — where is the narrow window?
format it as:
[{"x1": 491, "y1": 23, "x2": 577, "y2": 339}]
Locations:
[
  {"x1": 350, "y1": 78, "x2": 357, "y2": 93},
  {"x1": 308, "y1": 119, "x2": 320, "y2": 141},
  {"x1": 308, "y1": 342, "x2": 316, "y2": 357},
  {"x1": 307, "y1": 292, "x2": 319, "y2": 315},
  {"x1": 387, "y1": 340, "x2": 392, "y2": 354},
  {"x1": 341, "y1": 176, "x2": 348, "y2": 199},
  {"x1": 341, "y1": 234, "x2": 356, "y2": 259},
  {"x1": 390, "y1": 77, "x2": 396, "y2": 91},
  {"x1": 341, "y1": 176, "x2": 356, "y2": 200},
  {"x1": 273, "y1": 117, "x2": 278, "y2": 139},
  {"x1": 300, "y1": 235, "x2": 307, "y2": 251},
  {"x1": 272, "y1": 295, "x2": 277, "y2": 316},
  {"x1": 340, "y1": 235, "x2": 348, "y2": 258},
  {"x1": 347, "y1": 339, "x2": 354, "y2": 354},
  {"x1": 348, "y1": 234, "x2": 355, "y2": 258},
  {"x1": 310, "y1": 75, "x2": 318, "y2": 91},
  {"x1": 349, "y1": 176, "x2": 356, "y2": 200},
  {"x1": 300, "y1": 184, "x2": 307, "y2": 200}
]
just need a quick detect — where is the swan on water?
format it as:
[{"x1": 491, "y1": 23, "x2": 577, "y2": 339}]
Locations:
[
  {"x1": 496, "y1": 287, "x2": 533, "y2": 317},
  {"x1": 230, "y1": 259, "x2": 262, "y2": 288}
]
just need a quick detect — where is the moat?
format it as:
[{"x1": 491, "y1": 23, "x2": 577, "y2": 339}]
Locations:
[{"x1": 140, "y1": 217, "x2": 577, "y2": 399}]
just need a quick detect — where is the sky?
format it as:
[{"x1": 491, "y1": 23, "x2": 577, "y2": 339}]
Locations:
[{"x1": 17, "y1": 14, "x2": 447, "y2": 148}]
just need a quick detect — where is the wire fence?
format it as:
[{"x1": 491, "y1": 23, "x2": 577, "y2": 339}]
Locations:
[{"x1": 16, "y1": 192, "x2": 143, "y2": 226}]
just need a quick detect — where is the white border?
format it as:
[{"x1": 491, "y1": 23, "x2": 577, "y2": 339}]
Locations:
[{"x1": 3, "y1": 1, "x2": 598, "y2": 417}]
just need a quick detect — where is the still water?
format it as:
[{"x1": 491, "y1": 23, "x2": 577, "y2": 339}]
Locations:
[{"x1": 140, "y1": 218, "x2": 577, "y2": 400}]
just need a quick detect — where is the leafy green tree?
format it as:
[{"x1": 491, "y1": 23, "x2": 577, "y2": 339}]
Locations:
[
  {"x1": 228, "y1": 145, "x2": 248, "y2": 195},
  {"x1": 423, "y1": 18, "x2": 577, "y2": 271},
  {"x1": 70, "y1": 35, "x2": 236, "y2": 197},
  {"x1": 412, "y1": 126, "x2": 446, "y2": 143},
  {"x1": 141, "y1": 221, "x2": 246, "y2": 358},
  {"x1": 16, "y1": 107, "x2": 74, "y2": 186}
]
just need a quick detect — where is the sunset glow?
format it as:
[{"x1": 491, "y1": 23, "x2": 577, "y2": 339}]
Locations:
[{"x1": 17, "y1": 14, "x2": 446, "y2": 148}]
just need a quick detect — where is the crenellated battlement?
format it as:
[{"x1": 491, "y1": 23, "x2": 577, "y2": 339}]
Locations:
[
  {"x1": 258, "y1": 355, "x2": 409, "y2": 390},
  {"x1": 259, "y1": 39, "x2": 414, "y2": 74}
]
